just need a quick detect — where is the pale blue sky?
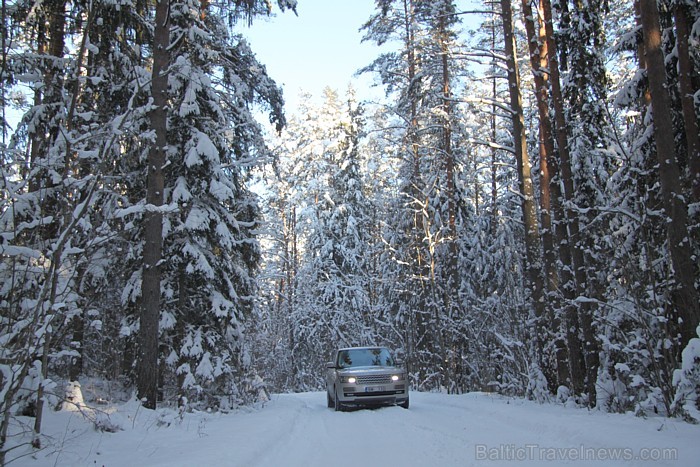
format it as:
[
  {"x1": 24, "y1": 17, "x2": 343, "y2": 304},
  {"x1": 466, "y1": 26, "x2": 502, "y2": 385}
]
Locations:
[{"x1": 240, "y1": 0, "x2": 382, "y2": 112}]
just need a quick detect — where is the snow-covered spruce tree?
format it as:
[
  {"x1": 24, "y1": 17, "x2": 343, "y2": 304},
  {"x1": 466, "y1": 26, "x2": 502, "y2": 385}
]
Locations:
[
  {"x1": 449, "y1": 65, "x2": 530, "y2": 395},
  {"x1": 555, "y1": 0, "x2": 619, "y2": 405},
  {"x1": 250, "y1": 92, "x2": 321, "y2": 392},
  {"x1": 250, "y1": 89, "x2": 336, "y2": 392},
  {"x1": 254, "y1": 92, "x2": 328, "y2": 390},
  {"x1": 322, "y1": 89, "x2": 375, "y2": 344},
  {"x1": 251, "y1": 186, "x2": 298, "y2": 392},
  {"x1": 250, "y1": 122, "x2": 298, "y2": 393},
  {"x1": 136, "y1": 0, "x2": 288, "y2": 409},
  {"x1": 414, "y1": 0, "x2": 487, "y2": 394},
  {"x1": 0, "y1": 0, "x2": 133, "y2": 453},
  {"x1": 440, "y1": 7, "x2": 533, "y2": 397},
  {"x1": 360, "y1": 0, "x2": 431, "y2": 389},
  {"x1": 72, "y1": 2, "x2": 155, "y2": 389},
  {"x1": 284, "y1": 88, "x2": 377, "y2": 389}
]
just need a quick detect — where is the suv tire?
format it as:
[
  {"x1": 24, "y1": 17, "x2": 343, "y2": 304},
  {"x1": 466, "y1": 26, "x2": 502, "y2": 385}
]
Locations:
[{"x1": 334, "y1": 388, "x2": 344, "y2": 412}]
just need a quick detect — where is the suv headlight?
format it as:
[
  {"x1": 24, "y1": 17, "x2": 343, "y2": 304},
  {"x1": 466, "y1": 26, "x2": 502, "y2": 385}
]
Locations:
[
  {"x1": 392, "y1": 373, "x2": 406, "y2": 381},
  {"x1": 340, "y1": 376, "x2": 356, "y2": 384}
]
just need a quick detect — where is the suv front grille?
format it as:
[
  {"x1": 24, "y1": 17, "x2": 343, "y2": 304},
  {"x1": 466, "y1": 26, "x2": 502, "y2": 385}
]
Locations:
[{"x1": 356, "y1": 374, "x2": 392, "y2": 385}]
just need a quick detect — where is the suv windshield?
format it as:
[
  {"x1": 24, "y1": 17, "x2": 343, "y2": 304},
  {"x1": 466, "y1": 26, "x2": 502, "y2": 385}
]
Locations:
[{"x1": 337, "y1": 348, "x2": 394, "y2": 368}]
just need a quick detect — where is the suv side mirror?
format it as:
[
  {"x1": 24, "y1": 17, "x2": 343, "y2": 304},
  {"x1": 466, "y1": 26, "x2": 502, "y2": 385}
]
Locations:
[{"x1": 326, "y1": 361, "x2": 336, "y2": 369}]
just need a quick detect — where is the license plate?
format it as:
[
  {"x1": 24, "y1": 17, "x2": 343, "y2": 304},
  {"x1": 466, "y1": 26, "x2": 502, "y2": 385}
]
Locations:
[{"x1": 365, "y1": 386, "x2": 385, "y2": 393}]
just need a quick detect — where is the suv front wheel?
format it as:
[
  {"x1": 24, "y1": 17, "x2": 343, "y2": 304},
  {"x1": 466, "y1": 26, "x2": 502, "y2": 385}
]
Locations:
[{"x1": 333, "y1": 387, "x2": 344, "y2": 412}]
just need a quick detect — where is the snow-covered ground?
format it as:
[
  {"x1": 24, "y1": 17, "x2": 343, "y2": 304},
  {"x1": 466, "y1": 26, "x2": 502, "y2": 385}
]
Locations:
[{"x1": 11, "y1": 391, "x2": 700, "y2": 466}]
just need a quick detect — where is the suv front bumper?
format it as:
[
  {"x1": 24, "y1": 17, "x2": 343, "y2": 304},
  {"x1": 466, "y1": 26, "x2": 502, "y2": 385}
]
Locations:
[{"x1": 337, "y1": 382, "x2": 408, "y2": 406}]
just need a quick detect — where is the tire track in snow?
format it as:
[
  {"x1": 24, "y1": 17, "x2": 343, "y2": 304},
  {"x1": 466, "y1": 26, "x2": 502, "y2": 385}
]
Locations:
[
  {"x1": 181, "y1": 391, "x2": 700, "y2": 467},
  {"x1": 20, "y1": 390, "x2": 700, "y2": 466}
]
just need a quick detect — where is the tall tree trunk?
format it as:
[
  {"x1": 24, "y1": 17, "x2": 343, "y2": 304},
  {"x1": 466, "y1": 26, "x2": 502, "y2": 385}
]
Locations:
[
  {"x1": 672, "y1": 3, "x2": 700, "y2": 203},
  {"x1": 520, "y1": 0, "x2": 572, "y2": 389},
  {"x1": 639, "y1": 0, "x2": 700, "y2": 347},
  {"x1": 28, "y1": 0, "x2": 66, "y2": 233},
  {"x1": 439, "y1": 8, "x2": 457, "y2": 391},
  {"x1": 401, "y1": 0, "x2": 428, "y2": 382},
  {"x1": 31, "y1": 0, "x2": 68, "y2": 448},
  {"x1": 520, "y1": 0, "x2": 557, "y2": 299},
  {"x1": 403, "y1": 0, "x2": 419, "y2": 178},
  {"x1": 490, "y1": 9, "x2": 499, "y2": 237},
  {"x1": 138, "y1": 0, "x2": 170, "y2": 409},
  {"x1": 540, "y1": 0, "x2": 594, "y2": 400},
  {"x1": 65, "y1": 3, "x2": 96, "y2": 387},
  {"x1": 500, "y1": 0, "x2": 546, "y2": 361},
  {"x1": 439, "y1": 15, "x2": 456, "y2": 249}
]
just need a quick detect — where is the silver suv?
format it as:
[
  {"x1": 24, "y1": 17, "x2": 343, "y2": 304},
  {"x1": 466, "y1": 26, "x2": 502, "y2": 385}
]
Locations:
[{"x1": 326, "y1": 346, "x2": 409, "y2": 411}]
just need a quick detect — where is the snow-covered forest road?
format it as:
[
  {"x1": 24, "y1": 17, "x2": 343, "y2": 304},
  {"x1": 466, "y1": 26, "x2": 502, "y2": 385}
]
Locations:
[{"x1": 20, "y1": 391, "x2": 700, "y2": 466}]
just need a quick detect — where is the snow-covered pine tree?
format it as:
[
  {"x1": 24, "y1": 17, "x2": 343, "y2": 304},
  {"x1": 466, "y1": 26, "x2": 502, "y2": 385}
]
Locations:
[
  {"x1": 595, "y1": 0, "x2": 674, "y2": 413},
  {"x1": 595, "y1": 0, "x2": 700, "y2": 416},
  {"x1": 498, "y1": 0, "x2": 551, "y2": 401},
  {"x1": 361, "y1": 0, "x2": 482, "y2": 392},
  {"x1": 360, "y1": 0, "x2": 432, "y2": 389}
]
